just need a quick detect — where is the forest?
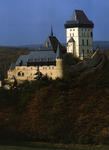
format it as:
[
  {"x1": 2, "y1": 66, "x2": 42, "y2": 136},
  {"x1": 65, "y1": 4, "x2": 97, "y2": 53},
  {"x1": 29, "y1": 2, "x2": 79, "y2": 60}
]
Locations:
[{"x1": 0, "y1": 47, "x2": 109, "y2": 145}]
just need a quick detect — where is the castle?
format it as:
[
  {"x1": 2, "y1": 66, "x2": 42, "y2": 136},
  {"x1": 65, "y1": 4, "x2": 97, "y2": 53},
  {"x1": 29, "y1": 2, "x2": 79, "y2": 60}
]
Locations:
[{"x1": 7, "y1": 10, "x2": 94, "y2": 83}]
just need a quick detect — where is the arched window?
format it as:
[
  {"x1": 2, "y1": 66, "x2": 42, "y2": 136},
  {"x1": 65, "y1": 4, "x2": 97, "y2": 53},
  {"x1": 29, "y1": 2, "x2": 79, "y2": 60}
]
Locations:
[
  {"x1": 22, "y1": 73, "x2": 24, "y2": 76},
  {"x1": 18, "y1": 72, "x2": 24, "y2": 77},
  {"x1": 18, "y1": 72, "x2": 21, "y2": 76}
]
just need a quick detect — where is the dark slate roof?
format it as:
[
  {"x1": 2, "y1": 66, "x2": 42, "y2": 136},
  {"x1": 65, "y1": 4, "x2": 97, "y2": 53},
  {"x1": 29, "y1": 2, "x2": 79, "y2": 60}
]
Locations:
[
  {"x1": 45, "y1": 35, "x2": 66, "y2": 53},
  {"x1": 9, "y1": 35, "x2": 66, "y2": 70},
  {"x1": 15, "y1": 50, "x2": 56, "y2": 66},
  {"x1": 65, "y1": 10, "x2": 94, "y2": 28}
]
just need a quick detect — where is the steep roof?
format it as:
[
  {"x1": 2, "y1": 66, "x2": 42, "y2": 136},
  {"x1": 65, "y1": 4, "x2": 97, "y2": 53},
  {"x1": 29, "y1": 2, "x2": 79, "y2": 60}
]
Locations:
[
  {"x1": 65, "y1": 10, "x2": 94, "y2": 28},
  {"x1": 45, "y1": 35, "x2": 66, "y2": 53}
]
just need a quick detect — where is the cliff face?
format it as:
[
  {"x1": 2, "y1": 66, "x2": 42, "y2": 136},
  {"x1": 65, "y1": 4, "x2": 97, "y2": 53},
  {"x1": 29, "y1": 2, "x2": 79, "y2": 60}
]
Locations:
[{"x1": 0, "y1": 50, "x2": 109, "y2": 144}]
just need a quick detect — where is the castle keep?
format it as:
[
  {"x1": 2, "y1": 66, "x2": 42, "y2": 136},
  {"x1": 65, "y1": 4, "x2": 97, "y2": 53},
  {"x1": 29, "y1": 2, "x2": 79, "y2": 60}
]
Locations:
[
  {"x1": 7, "y1": 10, "x2": 94, "y2": 83},
  {"x1": 65, "y1": 10, "x2": 94, "y2": 59}
]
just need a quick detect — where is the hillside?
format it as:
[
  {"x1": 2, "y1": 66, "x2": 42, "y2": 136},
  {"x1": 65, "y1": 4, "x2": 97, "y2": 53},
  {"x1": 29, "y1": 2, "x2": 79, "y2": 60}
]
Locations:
[
  {"x1": 18, "y1": 41, "x2": 109, "y2": 50},
  {"x1": 0, "y1": 50, "x2": 109, "y2": 144}
]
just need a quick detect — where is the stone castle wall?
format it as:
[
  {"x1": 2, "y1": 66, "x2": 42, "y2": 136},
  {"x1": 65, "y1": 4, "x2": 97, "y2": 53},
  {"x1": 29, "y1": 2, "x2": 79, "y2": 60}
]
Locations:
[{"x1": 8, "y1": 59, "x2": 63, "y2": 83}]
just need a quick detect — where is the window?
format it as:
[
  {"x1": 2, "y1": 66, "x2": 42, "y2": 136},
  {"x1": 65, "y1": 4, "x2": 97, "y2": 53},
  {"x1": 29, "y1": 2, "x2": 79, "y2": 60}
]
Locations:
[
  {"x1": 82, "y1": 39, "x2": 84, "y2": 46},
  {"x1": 18, "y1": 72, "x2": 21, "y2": 76},
  {"x1": 22, "y1": 73, "x2": 24, "y2": 76},
  {"x1": 87, "y1": 39, "x2": 89, "y2": 46},
  {"x1": 91, "y1": 32, "x2": 93, "y2": 37},
  {"x1": 18, "y1": 72, "x2": 24, "y2": 77},
  {"x1": 87, "y1": 49, "x2": 89, "y2": 53},
  {"x1": 82, "y1": 50, "x2": 84, "y2": 58}
]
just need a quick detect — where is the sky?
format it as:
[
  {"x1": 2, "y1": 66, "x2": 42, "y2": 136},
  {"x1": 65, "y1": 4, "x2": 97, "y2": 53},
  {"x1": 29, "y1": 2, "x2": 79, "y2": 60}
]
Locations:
[{"x1": 0, "y1": 0, "x2": 109, "y2": 46}]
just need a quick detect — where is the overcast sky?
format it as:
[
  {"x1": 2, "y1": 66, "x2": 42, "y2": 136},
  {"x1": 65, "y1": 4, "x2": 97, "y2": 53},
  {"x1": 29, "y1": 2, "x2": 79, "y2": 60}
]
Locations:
[{"x1": 0, "y1": 0, "x2": 109, "y2": 46}]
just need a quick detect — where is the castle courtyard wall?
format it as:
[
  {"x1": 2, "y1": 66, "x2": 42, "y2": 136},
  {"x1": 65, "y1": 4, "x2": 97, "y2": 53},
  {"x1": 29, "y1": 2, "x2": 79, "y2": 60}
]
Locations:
[{"x1": 7, "y1": 59, "x2": 63, "y2": 83}]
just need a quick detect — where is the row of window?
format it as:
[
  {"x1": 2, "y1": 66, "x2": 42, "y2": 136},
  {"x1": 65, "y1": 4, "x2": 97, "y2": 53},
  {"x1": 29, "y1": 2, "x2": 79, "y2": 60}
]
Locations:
[
  {"x1": 70, "y1": 28, "x2": 91, "y2": 32},
  {"x1": 42, "y1": 66, "x2": 54, "y2": 69},
  {"x1": 82, "y1": 39, "x2": 90, "y2": 46},
  {"x1": 80, "y1": 32, "x2": 93, "y2": 37},
  {"x1": 70, "y1": 32, "x2": 93, "y2": 37},
  {"x1": 28, "y1": 58, "x2": 55, "y2": 62}
]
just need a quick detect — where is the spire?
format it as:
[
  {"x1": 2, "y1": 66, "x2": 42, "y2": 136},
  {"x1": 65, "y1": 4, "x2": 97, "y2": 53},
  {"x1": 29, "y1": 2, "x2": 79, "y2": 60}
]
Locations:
[{"x1": 51, "y1": 25, "x2": 53, "y2": 36}]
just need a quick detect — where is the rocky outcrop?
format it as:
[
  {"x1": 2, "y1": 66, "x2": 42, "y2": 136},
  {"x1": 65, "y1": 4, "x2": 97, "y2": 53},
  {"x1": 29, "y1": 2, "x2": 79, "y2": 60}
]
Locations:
[{"x1": 71, "y1": 49, "x2": 107, "y2": 77}]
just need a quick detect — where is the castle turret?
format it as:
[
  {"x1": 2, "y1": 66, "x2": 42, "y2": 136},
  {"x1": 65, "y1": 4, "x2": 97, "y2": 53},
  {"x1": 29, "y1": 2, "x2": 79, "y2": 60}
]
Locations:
[
  {"x1": 56, "y1": 45, "x2": 63, "y2": 78},
  {"x1": 65, "y1": 10, "x2": 94, "y2": 59}
]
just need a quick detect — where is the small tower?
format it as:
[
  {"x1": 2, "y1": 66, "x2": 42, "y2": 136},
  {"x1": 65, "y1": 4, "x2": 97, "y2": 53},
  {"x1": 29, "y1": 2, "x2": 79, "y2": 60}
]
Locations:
[
  {"x1": 65, "y1": 10, "x2": 94, "y2": 59},
  {"x1": 45, "y1": 26, "x2": 54, "y2": 48},
  {"x1": 56, "y1": 45, "x2": 63, "y2": 78}
]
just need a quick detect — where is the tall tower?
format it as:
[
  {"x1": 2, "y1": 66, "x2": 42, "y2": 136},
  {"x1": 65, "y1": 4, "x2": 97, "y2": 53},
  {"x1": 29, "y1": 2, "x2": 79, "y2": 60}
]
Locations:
[{"x1": 65, "y1": 10, "x2": 94, "y2": 59}]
